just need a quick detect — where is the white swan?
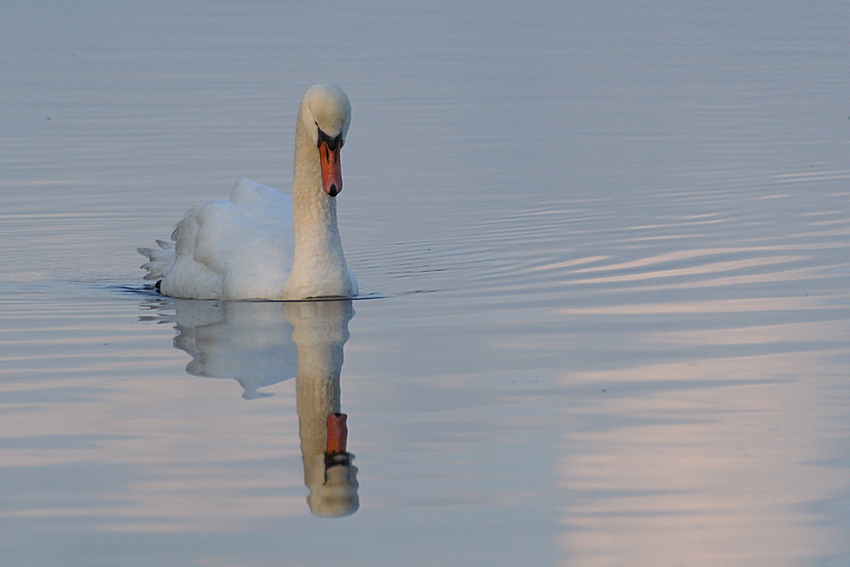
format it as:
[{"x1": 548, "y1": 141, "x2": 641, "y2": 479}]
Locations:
[{"x1": 138, "y1": 84, "x2": 358, "y2": 300}]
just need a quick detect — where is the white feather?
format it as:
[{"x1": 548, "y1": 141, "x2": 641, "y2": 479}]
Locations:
[{"x1": 137, "y1": 85, "x2": 358, "y2": 300}]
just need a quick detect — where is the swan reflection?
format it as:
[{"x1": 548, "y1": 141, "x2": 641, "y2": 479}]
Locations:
[
  {"x1": 147, "y1": 297, "x2": 359, "y2": 517},
  {"x1": 288, "y1": 300, "x2": 358, "y2": 517}
]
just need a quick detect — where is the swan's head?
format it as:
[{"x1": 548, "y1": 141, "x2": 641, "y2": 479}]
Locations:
[{"x1": 299, "y1": 84, "x2": 351, "y2": 197}]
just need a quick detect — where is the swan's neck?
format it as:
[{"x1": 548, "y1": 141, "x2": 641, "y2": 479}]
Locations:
[{"x1": 283, "y1": 118, "x2": 353, "y2": 299}]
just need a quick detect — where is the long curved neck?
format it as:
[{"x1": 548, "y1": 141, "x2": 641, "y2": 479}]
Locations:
[
  {"x1": 284, "y1": 115, "x2": 351, "y2": 298},
  {"x1": 292, "y1": 117, "x2": 340, "y2": 244}
]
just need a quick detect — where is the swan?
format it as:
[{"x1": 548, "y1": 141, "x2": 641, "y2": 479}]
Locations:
[{"x1": 138, "y1": 84, "x2": 358, "y2": 300}]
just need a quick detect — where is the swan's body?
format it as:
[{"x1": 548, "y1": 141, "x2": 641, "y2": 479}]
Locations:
[{"x1": 138, "y1": 84, "x2": 358, "y2": 300}]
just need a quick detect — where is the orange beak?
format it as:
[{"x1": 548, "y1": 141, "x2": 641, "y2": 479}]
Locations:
[
  {"x1": 326, "y1": 413, "x2": 348, "y2": 454},
  {"x1": 319, "y1": 140, "x2": 343, "y2": 197}
]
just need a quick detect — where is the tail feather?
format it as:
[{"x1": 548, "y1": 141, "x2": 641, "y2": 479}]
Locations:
[{"x1": 137, "y1": 240, "x2": 176, "y2": 282}]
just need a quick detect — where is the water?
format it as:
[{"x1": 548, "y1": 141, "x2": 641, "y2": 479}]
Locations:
[{"x1": 2, "y1": 2, "x2": 850, "y2": 565}]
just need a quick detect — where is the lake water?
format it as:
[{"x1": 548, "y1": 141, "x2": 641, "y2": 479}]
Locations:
[{"x1": 2, "y1": 2, "x2": 850, "y2": 566}]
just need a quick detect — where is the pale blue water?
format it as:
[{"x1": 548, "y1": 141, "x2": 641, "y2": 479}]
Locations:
[{"x1": 2, "y1": 2, "x2": 850, "y2": 566}]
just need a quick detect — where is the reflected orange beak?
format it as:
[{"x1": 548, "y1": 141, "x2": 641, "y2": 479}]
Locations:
[
  {"x1": 326, "y1": 413, "x2": 348, "y2": 454},
  {"x1": 319, "y1": 141, "x2": 343, "y2": 197}
]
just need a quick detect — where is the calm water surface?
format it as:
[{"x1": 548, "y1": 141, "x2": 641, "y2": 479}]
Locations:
[{"x1": 2, "y1": 2, "x2": 850, "y2": 566}]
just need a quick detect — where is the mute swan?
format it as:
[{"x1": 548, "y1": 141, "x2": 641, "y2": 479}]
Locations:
[{"x1": 138, "y1": 84, "x2": 358, "y2": 300}]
